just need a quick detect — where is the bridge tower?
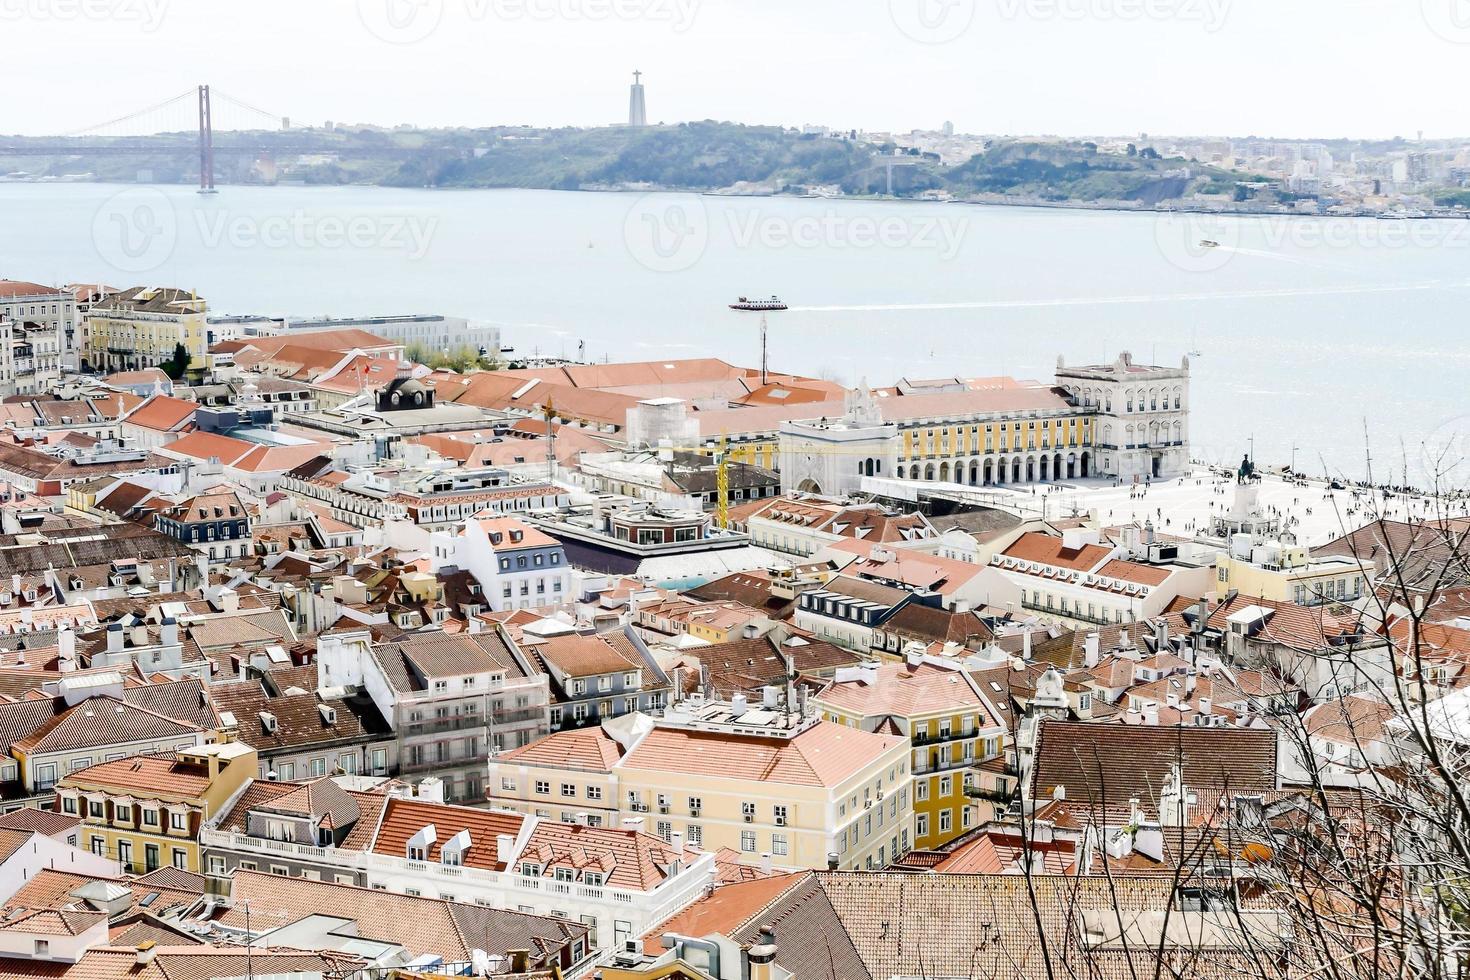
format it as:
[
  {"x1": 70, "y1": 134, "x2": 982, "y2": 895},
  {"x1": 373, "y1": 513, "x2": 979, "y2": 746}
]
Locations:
[{"x1": 197, "y1": 84, "x2": 216, "y2": 193}]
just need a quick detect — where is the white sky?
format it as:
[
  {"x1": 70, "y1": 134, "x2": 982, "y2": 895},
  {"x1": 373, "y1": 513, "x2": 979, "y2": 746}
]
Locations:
[{"x1": 6, "y1": 0, "x2": 1468, "y2": 139}]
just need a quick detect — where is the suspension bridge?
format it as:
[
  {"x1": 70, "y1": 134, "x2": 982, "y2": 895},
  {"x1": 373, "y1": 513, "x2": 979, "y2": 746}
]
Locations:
[{"x1": 0, "y1": 86, "x2": 419, "y2": 190}]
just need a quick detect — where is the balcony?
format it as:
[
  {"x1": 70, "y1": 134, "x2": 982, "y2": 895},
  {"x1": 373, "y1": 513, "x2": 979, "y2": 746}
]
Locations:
[
  {"x1": 492, "y1": 706, "x2": 547, "y2": 725},
  {"x1": 400, "y1": 756, "x2": 482, "y2": 775},
  {"x1": 912, "y1": 729, "x2": 975, "y2": 747},
  {"x1": 403, "y1": 717, "x2": 486, "y2": 737}
]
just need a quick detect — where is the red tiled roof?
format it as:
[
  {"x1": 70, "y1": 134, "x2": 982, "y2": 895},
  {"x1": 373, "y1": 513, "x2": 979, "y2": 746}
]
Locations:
[
  {"x1": 370, "y1": 797, "x2": 526, "y2": 871},
  {"x1": 620, "y1": 720, "x2": 904, "y2": 788},
  {"x1": 497, "y1": 725, "x2": 625, "y2": 771},
  {"x1": 1002, "y1": 532, "x2": 1112, "y2": 571}
]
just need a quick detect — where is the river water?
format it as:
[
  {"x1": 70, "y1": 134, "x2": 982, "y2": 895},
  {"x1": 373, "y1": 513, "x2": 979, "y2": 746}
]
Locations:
[{"x1": 2, "y1": 182, "x2": 1467, "y2": 485}]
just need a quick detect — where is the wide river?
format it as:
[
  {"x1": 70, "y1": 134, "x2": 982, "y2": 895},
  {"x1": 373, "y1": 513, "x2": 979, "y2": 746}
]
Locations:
[{"x1": 2, "y1": 183, "x2": 1467, "y2": 485}]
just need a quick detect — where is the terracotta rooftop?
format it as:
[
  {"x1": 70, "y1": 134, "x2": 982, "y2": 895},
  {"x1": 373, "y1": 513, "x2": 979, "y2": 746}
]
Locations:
[
  {"x1": 497, "y1": 724, "x2": 625, "y2": 771},
  {"x1": 370, "y1": 796, "x2": 526, "y2": 871},
  {"x1": 817, "y1": 661, "x2": 992, "y2": 720},
  {"x1": 620, "y1": 720, "x2": 904, "y2": 788}
]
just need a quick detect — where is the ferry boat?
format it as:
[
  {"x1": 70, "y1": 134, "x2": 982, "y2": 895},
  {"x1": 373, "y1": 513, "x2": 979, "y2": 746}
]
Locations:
[{"x1": 730, "y1": 295, "x2": 788, "y2": 312}]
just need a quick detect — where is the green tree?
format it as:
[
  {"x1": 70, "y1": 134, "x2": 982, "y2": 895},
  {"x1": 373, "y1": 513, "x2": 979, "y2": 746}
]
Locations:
[{"x1": 160, "y1": 342, "x2": 190, "y2": 380}]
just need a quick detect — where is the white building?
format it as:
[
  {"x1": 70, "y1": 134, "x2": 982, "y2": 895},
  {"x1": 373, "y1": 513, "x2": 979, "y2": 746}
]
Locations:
[
  {"x1": 433, "y1": 515, "x2": 575, "y2": 612},
  {"x1": 0, "y1": 280, "x2": 75, "y2": 387},
  {"x1": 779, "y1": 386, "x2": 897, "y2": 496},
  {"x1": 268, "y1": 314, "x2": 499, "y2": 356},
  {"x1": 1055, "y1": 351, "x2": 1191, "y2": 481}
]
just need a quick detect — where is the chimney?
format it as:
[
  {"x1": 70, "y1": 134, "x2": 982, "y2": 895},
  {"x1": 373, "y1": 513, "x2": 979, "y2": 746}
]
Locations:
[
  {"x1": 760, "y1": 851, "x2": 773, "y2": 875},
  {"x1": 1198, "y1": 696, "x2": 1211, "y2": 716},
  {"x1": 747, "y1": 925, "x2": 778, "y2": 980},
  {"x1": 1083, "y1": 632, "x2": 1100, "y2": 668},
  {"x1": 130, "y1": 624, "x2": 148, "y2": 648},
  {"x1": 671, "y1": 830, "x2": 685, "y2": 852},
  {"x1": 135, "y1": 943, "x2": 158, "y2": 966},
  {"x1": 416, "y1": 776, "x2": 445, "y2": 803},
  {"x1": 496, "y1": 833, "x2": 517, "y2": 865},
  {"x1": 1133, "y1": 820, "x2": 1165, "y2": 863},
  {"x1": 1154, "y1": 618, "x2": 1168, "y2": 650},
  {"x1": 1022, "y1": 629, "x2": 1032, "y2": 661},
  {"x1": 220, "y1": 588, "x2": 239, "y2": 614},
  {"x1": 905, "y1": 643, "x2": 924, "y2": 669},
  {"x1": 58, "y1": 626, "x2": 76, "y2": 665},
  {"x1": 106, "y1": 623, "x2": 124, "y2": 654},
  {"x1": 1184, "y1": 669, "x2": 1197, "y2": 697},
  {"x1": 731, "y1": 693, "x2": 748, "y2": 717},
  {"x1": 1165, "y1": 691, "x2": 1179, "y2": 708},
  {"x1": 826, "y1": 852, "x2": 839, "y2": 870},
  {"x1": 1143, "y1": 704, "x2": 1159, "y2": 726},
  {"x1": 161, "y1": 617, "x2": 179, "y2": 647},
  {"x1": 1119, "y1": 627, "x2": 1131, "y2": 649}
]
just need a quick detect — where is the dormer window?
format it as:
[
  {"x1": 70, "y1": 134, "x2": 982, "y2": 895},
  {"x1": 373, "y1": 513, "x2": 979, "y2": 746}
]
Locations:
[
  {"x1": 519, "y1": 862, "x2": 542, "y2": 876},
  {"x1": 554, "y1": 867, "x2": 574, "y2": 882}
]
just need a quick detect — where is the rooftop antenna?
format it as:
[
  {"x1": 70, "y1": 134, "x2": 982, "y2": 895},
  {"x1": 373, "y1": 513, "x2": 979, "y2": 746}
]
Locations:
[
  {"x1": 760, "y1": 313, "x2": 768, "y2": 386},
  {"x1": 542, "y1": 397, "x2": 556, "y2": 482}
]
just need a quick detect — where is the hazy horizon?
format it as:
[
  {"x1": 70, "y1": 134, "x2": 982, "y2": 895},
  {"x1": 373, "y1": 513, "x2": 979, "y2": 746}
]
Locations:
[{"x1": 5, "y1": 0, "x2": 1469, "y2": 142}]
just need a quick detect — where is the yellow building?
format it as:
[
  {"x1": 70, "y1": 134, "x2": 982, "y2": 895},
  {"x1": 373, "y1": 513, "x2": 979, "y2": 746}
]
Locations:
[
  {"x1": 1214, "y1": 540, "x2": 1371, "y2": 607},
  {"x1": 898, "y1": 414, "x2": 1094, "y2": 484},
  {"x1": 56, "y1": 742, "x2": 256, "y2": 874},
  {"x1": 490, "y1": 702, "x2": 914, "y2": 871},
  {"x1": 814, "y1": 656, "x2": 1006, "y2": 850},
  {"x1": 84, "y1": 286, "x2": 208, "y2": 375}
]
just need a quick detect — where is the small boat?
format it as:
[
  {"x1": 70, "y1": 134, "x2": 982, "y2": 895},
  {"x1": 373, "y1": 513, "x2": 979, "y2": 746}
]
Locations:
[
  {"x1": 1198, "y1": 239, "x2": 1220, "y2": 248},
  {"x1": 730, "y1": 295, "x2": 788, "y2": 312}
]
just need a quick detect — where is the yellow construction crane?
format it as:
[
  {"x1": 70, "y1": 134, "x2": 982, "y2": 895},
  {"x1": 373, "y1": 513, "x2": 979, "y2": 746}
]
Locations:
[{"x1": 661, "y1": 439, "x2": 895, "y2": 531}]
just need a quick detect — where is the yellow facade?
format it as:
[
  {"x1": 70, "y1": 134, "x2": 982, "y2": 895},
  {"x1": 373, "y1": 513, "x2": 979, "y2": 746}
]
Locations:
[
  {"x1": 57, "y1": 743, "x2": 255, "y2": 875},
  {"x1": 727, "y1": 441, "x2": 777, "y2": 471},
  {"x1": 85, "y1": 301, "x2": 208, "y2": 375},
  {"x1": 1214, "y1": 550, "x2": 1370, "y2": 606},
  {"x1": 819, "y1": 701, "x2": 999, "y2": 850},
  {"x1": 488, "y1": 723, "x2": 913, "y2": 871}
]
